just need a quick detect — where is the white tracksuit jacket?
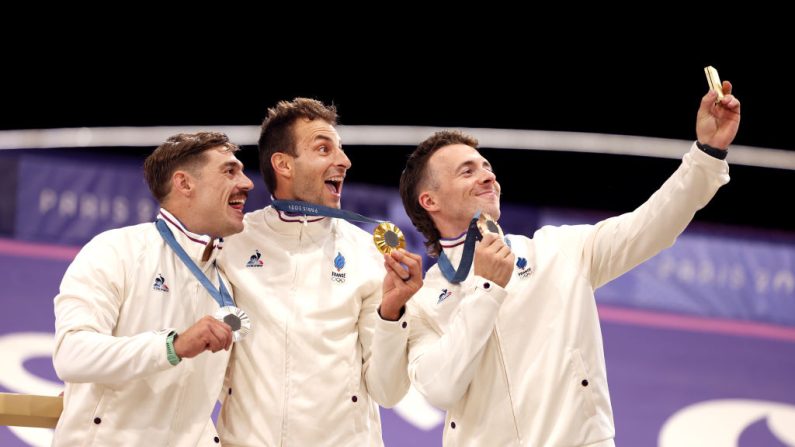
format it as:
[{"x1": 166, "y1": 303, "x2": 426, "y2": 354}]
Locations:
[
  {"x1": 217, "y1": 207, "x2": 410, "y2": 446},
  {"x1": 52, "y1": 209, "x2": 232, "y2": 446},
  {"x1": 407, "y1": 144, "x2": 730, "y2": 446}
]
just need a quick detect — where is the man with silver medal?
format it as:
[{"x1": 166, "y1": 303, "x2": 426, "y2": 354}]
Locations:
[
  {"x1": 52, "y1": 132, "x2": 254, "y2": 446},
  {"x1": 217, "y1": 98, "x2": 423, "y2": 446}
]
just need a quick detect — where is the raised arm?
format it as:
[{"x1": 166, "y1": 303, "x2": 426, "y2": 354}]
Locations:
[{"x1": 582, "y1": 82, "x2": 740, "y2": 288}]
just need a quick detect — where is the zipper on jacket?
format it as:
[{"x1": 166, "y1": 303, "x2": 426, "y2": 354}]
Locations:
[
  {"x1": 280, "y1": 217, "x2": 306, "y2": 445},
  {"x1": 493, "y1": 327, "x2": 522, "y2": 443}
]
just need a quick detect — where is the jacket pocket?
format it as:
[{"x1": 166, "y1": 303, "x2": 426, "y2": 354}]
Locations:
[
  {"x1": 569, "y1": 348, "x2": 599, "y2": 419},
  {"x1": 85, "y1": 387, "x2": 114, "y2": 446}
]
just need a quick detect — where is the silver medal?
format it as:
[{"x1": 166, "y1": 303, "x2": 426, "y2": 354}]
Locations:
[{"x1": 214, "y1": 306, "x2": 251, "y2": 342}]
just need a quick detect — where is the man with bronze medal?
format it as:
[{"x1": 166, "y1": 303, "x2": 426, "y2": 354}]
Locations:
[
  {"x1": 217, "y1": 98, "x2": 423, "y2": 446},
  {"x1": 397, "y1": 78, "x2": 741, "y2": 446},
  {"x1": 52, "y1": 132, "x2": 254, "y2": 445}
]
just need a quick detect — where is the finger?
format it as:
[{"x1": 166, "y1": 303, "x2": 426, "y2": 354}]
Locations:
[
  {"x1": 388, "y1": 250, "x2": 404, "y2": 263},
  {"x1": 385, "y1": 268, "x2": 407, "y2": 289},
  {"x1": 494, "y1": 236, "x2": 510, "y2": 250},
  {"x1": 390, "y1": 250, "x2": 421, "y2": 277},
  {"x1": 480, "y1": 234, "x2": 501, "y2": 252},
  {"x1": 201, "y1": 331, "x2": 222, "y2": 353},
  {"x1": 220, "y1": 322, "x2": 233, "y2": 350},
  {"x1": 496, "y1": 243, "x2": 511, "y2": 258},
  {"x1": 397, "y1": 250, "x2": 422, "y2": 275},
  {"x1": 720, "y1": 94, "x2": 741, "y2": 113},
  {"x1": 385, "y1": 255, "x2": 410, "y2": 280},
  {"x1": 722, "y1": 80, "x2": 732, "y2": 96},
  {"x1": 480, "y1": 232, "x2": 498, "y2": 245},
  {"x1": 403, "y1": 261, "x2": 422, "y2": 287},
  {"x1": 400, "y1": 249, "x2": 423, "y2": 263},
  {"x1": 205, "y1": 333, "x2": 224, "y2": 353},
  {"x1": 205, "y1": 322, "x2": 230, "y2": 352},
  {"x1": 397, "y1": 248, "x2": 422, "y2": 266},
  {"x1": 701, "y1": 89, "x2": 718, "y2": 108},
  {"x1": 216, "y1": 321, "x2": 234, "y2": 350}
]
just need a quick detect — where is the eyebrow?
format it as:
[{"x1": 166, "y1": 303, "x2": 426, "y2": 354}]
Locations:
[
  {"x1": 455, "y1": 158, "x2": 492, "y2": 172},
  {"x1": 220, "y1": 160, "x2": 243, "y2": 170},
  {"x1": 313, "y1": 134, "x2": 337, "y2": 146}
]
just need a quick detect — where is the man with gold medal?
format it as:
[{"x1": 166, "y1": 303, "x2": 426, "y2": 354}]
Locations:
[
  {"x1": 398, "y1": 77, "x2": 741, "y2": 446},
  {"x1": 217, "y1": 98, "x2": 423, "y2": 446}
]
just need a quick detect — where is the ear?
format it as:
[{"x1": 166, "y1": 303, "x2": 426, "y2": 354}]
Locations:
[
  {"x1": 271, "y1": 152, "x2": 293, "y2": 180},
  {"x1": 171, "y1": 170, "x2": 194, "y2": 198},
  {"x1": 418, "y1": 190, "x2": 439, "y2": 213}
]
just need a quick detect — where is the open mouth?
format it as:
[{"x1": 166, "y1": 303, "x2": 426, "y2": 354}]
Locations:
[
  {"x1": 324, "y1": 176, "x2": 344, "y2": 196},
  {"x1": 228, "y1": 198, "x2": 246, "y2": 211}
]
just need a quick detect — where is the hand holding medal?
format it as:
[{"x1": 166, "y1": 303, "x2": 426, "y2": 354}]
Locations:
[
  {"x1": 438, "y1": 210, "x2": 509, "y2": 284},
  {"x1": 270, "y1": 199, "x2": 422, "y2": 321},
  {"x1": 157, "y1": 219, "x2": 251, "y2": 343}
]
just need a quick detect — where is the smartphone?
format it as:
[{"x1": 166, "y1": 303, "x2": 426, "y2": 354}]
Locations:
[{"x1": 704, "y1": 66, "x2": 725, "y2": 101}]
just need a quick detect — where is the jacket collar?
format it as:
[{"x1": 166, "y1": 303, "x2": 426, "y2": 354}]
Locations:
[
  {"x1": 158, "y1": 208, "x2": 223, "y2": 265},
  {"x1": 439, "y1": 230, "x2": 468, "y2": 269},
  {"x1": 262, "y1": 205, "x2": 334, "y2": 238}
]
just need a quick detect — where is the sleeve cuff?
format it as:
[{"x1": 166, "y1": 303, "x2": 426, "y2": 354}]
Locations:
[
  {"x1": 377, "y1": 304, "x2": 406, "y2": 321},
  {"x1": 688, "y1": 142, "x2": 730, "y2": 177},
  {"x1": 472, "y1": 275, "x2": 508, "y2": 304},
  {"x1": 377, "y1": 306, "x2": 409, "y2": 331}
]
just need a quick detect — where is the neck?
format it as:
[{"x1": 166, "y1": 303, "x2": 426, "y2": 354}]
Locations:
[
  {"x1": 162, "y1": 205, "x2": 214, "y2": 238},
  {"x1": 435, "y1": 218, "x2": 470, "y2": 240},
  {"x1": 272, "y1": 185, "x2": 297, "y2": 202}
]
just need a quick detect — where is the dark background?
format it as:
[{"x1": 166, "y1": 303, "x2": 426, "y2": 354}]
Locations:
[{"x1": 2, "y1": 49, "x2": 792, "y2": 233}]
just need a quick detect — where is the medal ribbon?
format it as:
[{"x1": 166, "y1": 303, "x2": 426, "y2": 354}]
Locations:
[
  {"x1": 271, "y1": 199, "x2": 387, "y2": 225},
  {"x1": 437, "y1": 211, "x2": 483, "y2": 284},
  {"x1": 156, "y1": 219, "x2": 235, "y2": 308}
]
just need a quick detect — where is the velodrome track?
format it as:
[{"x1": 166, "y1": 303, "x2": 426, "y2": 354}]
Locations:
[
  {"x1": 2, "y1": 238, "x2": 794, "y2": 447},
  {"x1": 1, "y1": 126, "x2": 793, "y2": 445}
]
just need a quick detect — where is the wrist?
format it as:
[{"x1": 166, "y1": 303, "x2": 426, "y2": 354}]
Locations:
[
  {"x1": 166, "y1": 331, "x2": 181, "y2": 366},
  {"x1": 696, "y1": 141, "x2": 728, "y2": 160},
  {"x1": 378, "y1": 305, "x2": 405, "y2": 322}
]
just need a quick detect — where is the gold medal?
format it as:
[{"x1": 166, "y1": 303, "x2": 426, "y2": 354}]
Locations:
[
  {"x1": 373, "y1": 222, "x2": 406, "y2": 255},
  {"x1": 214, "y1": 306, "x2": 251, "y2": 342},
  {"x1": 476, "y1": 213, "x2": 504, "y2": 239}
]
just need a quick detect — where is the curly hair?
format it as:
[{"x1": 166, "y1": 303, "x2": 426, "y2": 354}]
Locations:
[
  {"x1": 399, "y1": 130, "x2": 479, "y2": 257},
  {"x1": 258, "y1": 98, "x2": 338, "y2": 194}
]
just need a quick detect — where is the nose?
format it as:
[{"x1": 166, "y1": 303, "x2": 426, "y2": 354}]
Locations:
[
  {"x1": 337, "y1": 148, "x2": 352, "y2": 170},
  {"x1": 238, "y1": 171, "x2": 254, "y2": 192},
  {"x1": 479, "y1": 168, "x2": 496, "y2": 184}
]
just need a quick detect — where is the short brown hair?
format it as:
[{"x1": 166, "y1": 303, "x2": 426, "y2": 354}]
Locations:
[
  {"x1": 144, "y1": 132, "x2": 239, "y2": 203},
  {"x1": 258, "y1": 98, "x2": 338, "y2": 194},
  {"x1": 400, "y1": 130, "x2": 479, "y2": 257}
]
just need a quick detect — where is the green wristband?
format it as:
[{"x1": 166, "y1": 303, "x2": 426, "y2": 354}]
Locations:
[{"x1": 166, "y1": 331, "x2": 181, "y2": 366}]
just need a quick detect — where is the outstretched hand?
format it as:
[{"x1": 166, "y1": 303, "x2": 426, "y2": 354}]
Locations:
[
  {"x1": 696, "y1": 80, "x2": 741, "y2": 149},
  {"x1": 380, "y1": 249, "x2": 423, "y2": 321}
]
